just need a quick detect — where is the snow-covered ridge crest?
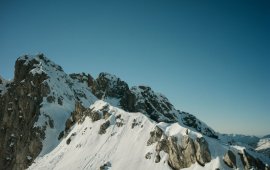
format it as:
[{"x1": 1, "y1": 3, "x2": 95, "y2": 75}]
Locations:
[{"x1": 29, "y1": 100, "x2": 270, "y2": 170}]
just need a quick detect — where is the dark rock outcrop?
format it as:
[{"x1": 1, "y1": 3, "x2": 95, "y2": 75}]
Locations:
[
  {"x1": 99, "y1": 162, "x2": 111, "y2": 170},
  {"x1": 130, "y1": 86, "x2": 177, "y2": 123},
  {"x1": 239, "y1": 149, "x2": 267, "y2": 170},
  {"x1": 90, "y1": 72, "x2": 135, "y2": 112},
  {"x1": 194, "y1": 137, "x2": 211, "y2": 166},
  {"x1": 147, "y1": 126, "x2": 163, "y2": 145},
  {"x1": 99, "y1": 121, "x2": 110, "y2": 134},
  {"x1": 148, "y1": 126, "x2": 211, "y2": 169},
  {"x1": 223, "y1": 150, "x2": 236, "y2": 168},
  {"x1": 181, "y1": 112, "x2": 218, "y2": 139},
  {"x1": 0, "y1": 55, "x2": 49, "y2": 170},
  {"x1": 70, "y1": 72, "x2": 94, "y2": 87},
  {"x1": 90, "y1": 73, "x2": 218, "y2": 139}
]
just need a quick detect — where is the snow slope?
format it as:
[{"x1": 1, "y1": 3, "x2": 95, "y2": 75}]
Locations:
[{"x1": 28, "y1": 100, "x2": 269, "y2": 170}]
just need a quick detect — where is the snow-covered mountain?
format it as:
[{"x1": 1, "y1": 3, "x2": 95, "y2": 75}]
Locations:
[
  {"x1": 218, "y1": 134, "x2": 270, "y2": 159},
  {"x1": 0, "y1": 54, "x2": 269, "y2": 170},
  {"x1": 256, "y1": 135, "x2": 270, "y2": 159}
]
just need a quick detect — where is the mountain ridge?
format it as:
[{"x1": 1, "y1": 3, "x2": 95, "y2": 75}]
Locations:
[{"x1": 0, "y1": 54, "x2": 269, "y2": 170}]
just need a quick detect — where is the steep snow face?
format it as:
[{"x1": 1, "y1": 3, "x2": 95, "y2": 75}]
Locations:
[
  {"x1": 28, "y1": 101, "x2": 270, "y2": 170},
  {"x1": 17, "y1": 54, "x2": 97, "y2": 156}
]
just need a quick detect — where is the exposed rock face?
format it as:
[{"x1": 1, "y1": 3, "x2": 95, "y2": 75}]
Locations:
[
  {"x1": 64, "y1": 102, "x2": 87, "y2": 135},
  {"x1": 99, "y1": 162, "x2": 111, "y2": 170},
  {"x1": 148, "y1": 127, "x2": 211, "y2": 169},
  {"x1": 64, "y1": 101, "x2": 113, "y2": 137},
  {"x1": 91, "y1": 72, "x2": 135, "y2": 112},
  {"x1": 0, "y1": 54, "x2": 49, "y2": 170},
  {"x1": 69, "y1": 72, "x2": 94, "y2": 87},
  {"x1": 147, "y1": 126, "x2": 163, "y2": 145},
  {"x1": 0, "y1": 54, "x2": 97, "y2": 169},
  {"x1": 99, "y1": 121, "x2": 110, "y2": 134},
  {"x1": 181, "y1": 112, "x2": 218, "y2": 139},
  {"x1": 130, "y1": 86, "x2": 177, "y2": 123},
  {"x1": 239, "y1": 149, "x2": 267, "y2": 170},
  {"x1": 166, "y1": 136, "x2": 196, "y2": 169},
  {"x1": 194, "y1": 137, "x2": 211, "y2": 166},
  {"x1": 223, "y1": 150, "x2": 236, "y2": 168},
  {"x1": 90, "y1": 73, "x2": 218, "y2": 139}
]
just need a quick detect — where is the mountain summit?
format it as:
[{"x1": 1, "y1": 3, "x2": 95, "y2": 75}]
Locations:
[{"x1": 0, "y1": 54, "x2": 269, "y2": 170}]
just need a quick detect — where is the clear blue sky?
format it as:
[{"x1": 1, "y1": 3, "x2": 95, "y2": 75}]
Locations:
[{"x1": 1, "y1": 0, "x2": 269, "y2": 136}]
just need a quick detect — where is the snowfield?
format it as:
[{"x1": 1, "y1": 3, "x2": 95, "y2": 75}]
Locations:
[{"x1": 28, "y1": 100, "x2": 266, "y2": 170}]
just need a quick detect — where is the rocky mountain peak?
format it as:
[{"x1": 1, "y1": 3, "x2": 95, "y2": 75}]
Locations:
[
  {"x1": 1, "y1": 54, "x2": 270, "y2": 170},
  {"x1": 91, "y1": 72, "x2": 130, "y2": 99},
  {"x1": 130, "y1": 85, "x2": 175, "y2": 122},
  {"x1": 0, "y1": 54, "x2": 97, "y2": 169},
  {"x1": 14, "y1": 54, "x2": 63, "y2": 83},
  {"x1": 89, "y1": 72, "x2": 219, "y2": 139}
]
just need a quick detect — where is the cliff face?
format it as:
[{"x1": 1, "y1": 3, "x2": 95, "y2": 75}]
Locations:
[
  {"x1": 0, "y1": 55, "x2": 49, "y2": 169},
  {"x1": 0, "y1": 54, "x2": 97, "y2": 170}
]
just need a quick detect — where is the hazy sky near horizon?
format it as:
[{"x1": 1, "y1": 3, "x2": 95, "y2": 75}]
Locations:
[{"x1": 1, "y1": 0, "x2": 269, "y2": 136}]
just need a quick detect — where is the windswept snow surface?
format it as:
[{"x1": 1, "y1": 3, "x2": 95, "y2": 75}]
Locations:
[{"x1": 28, "y1": 100, "x2": 264, "y2": 170}]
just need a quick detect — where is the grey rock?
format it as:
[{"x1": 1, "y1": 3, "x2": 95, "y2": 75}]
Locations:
[
  {"x1": 0, "y1": 55, "x2": 49, "y2": 169},
  {"x1": 149, "y1": 128, "x2": 212, "y2": 170},
  {"x1": 147, "y1": 126, "x2": 163, "y2": 146},
  {"x1": 99, "y1": 121, "x2": 110, "y2": 135},
  {"x1": 69, "y1": 72, "x2": 94, "y2": 87},
  {"x1": 194, "y1": 137, "x2": 211, "y2": 166},
  {"x1": 239, "y1": 149, "x2": 267, "y2": 170},
  {"x1": 46, "y1": 96, "x2": 55, "y2": 103},
  {"x1": 155, "y1": 154, "x2": 161, "y2": 163},
  {"x1": 91, "y1": 72, "x2": 135, "y2": 112},
  {"x1": 145, "y1": 152, "x2": 152, "y2": 159},
  {"x1": 223, "y1": 150, "x2": 236, "y2": 168},
  {"x1": 181, "y1": 112, "x2": 218, "y2": 139},
  {"x1": 99, "y1": 162, "x2": 111, "y2": 170}
]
